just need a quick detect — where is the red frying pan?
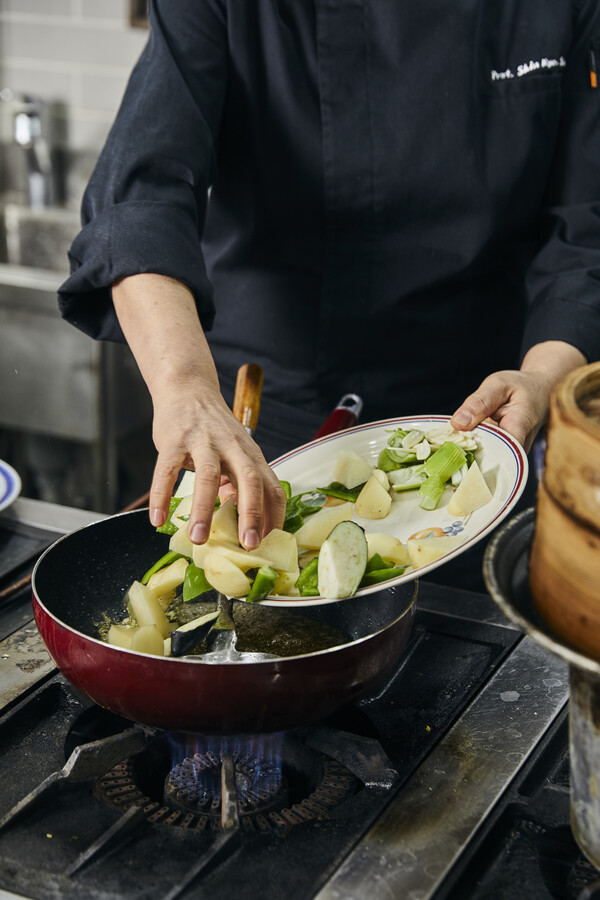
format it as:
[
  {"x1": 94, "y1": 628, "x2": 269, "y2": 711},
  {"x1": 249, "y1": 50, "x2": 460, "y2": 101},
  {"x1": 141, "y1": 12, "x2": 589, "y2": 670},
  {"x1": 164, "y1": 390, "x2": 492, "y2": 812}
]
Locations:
[
  {"x1": 33, "y1": 512, "x2": 416, "y2": 733},
  {"x1": 32, "y1": 367, "x2": 417, "y2": 734}
]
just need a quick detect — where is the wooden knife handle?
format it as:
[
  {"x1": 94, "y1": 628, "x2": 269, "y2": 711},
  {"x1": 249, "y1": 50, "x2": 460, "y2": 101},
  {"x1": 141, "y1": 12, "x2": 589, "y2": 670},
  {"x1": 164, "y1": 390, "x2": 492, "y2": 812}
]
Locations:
[{"x1": 233, "y1": 363, "x2": 264, "y2": 435}]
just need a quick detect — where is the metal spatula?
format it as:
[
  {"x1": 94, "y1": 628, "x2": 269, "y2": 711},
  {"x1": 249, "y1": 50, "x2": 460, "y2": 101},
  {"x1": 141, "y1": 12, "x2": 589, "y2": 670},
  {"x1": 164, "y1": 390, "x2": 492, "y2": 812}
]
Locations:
[{"x1": 201, "y1": 594, "x2": 277, "y2": 663}]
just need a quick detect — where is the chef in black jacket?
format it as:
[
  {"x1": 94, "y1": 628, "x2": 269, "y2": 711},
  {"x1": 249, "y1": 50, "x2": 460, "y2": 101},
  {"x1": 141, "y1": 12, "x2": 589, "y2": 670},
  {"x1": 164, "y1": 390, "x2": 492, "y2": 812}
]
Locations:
[{"x1": 59, "y1": 0, "x2": 600, "y2": 565}]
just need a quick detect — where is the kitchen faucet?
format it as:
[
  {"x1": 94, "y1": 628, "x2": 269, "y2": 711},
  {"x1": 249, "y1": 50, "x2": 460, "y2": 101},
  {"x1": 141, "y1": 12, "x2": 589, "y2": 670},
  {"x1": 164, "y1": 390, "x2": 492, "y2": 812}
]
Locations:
[{"x1": 14, "y1": 95, "x2": 54, "y2": 208}]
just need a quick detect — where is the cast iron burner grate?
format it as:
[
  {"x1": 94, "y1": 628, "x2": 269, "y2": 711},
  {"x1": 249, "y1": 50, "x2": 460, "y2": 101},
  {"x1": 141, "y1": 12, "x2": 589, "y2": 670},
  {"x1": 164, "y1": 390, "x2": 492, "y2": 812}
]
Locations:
[{"x1": 95, "y1": 732, "x2": 358, "y2": 831}]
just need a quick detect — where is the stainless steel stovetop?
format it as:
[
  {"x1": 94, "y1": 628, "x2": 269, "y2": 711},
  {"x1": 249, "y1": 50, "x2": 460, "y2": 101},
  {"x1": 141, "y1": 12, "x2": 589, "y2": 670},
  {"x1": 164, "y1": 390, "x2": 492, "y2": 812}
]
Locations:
[{"x1": 0, "y1": 498, "x2": 595, "y2": 900}]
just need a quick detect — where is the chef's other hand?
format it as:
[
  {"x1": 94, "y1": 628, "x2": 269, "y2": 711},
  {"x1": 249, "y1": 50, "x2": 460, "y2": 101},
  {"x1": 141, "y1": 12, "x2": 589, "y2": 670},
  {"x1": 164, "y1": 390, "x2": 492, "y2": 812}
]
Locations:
[
  {"x1": 111, "y1": 273, "x2": 286, "y2": 549},
  {"x1": 450, "y1": 341, "x2": 586, "y2": 453}
]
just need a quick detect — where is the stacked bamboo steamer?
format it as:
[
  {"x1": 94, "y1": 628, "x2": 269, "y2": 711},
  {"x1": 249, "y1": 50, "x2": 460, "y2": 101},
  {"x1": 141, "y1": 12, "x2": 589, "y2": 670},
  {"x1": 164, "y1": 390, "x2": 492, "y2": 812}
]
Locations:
[{"x1": 530, "y1": 362, "x2": 600, "y2": 661}]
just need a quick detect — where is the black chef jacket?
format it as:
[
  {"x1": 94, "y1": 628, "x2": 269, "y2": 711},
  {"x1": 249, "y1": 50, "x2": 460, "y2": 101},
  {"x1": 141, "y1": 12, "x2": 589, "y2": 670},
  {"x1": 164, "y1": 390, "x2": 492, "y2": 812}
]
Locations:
[{"x1": 59, "y1": 0, "x2": 600, "y2": 462}]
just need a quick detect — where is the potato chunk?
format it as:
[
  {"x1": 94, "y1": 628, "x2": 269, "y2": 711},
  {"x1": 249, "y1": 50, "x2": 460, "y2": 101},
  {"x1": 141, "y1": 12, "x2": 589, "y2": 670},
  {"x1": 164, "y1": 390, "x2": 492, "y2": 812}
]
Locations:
[
  {"x1": 372, "y1": 469, "x2": 390, "y2": 490},
  {"x1": 169, "y1": 497, "x2": 239, "y2": 557},
  {"x1": 210, "y1": 498, "x2": 240, "y2": 544},
  {"x1": 127, "y1": 580, "x2": 172, "y2": 638},
  {"x1": 203, "y1": 552, "x2": 251, "y2": 598},
  {"x1": 174, "y1": 470, "x2": 195, "y2": 497},
  {"x1": 354, "y1": 475, "x2": 392, "y2": 519},
  {"x1": 255, "y1": 529, "x2": 298, "y2": 572},
  {"x1": 366, "y1": 532, "x2": 410, "y2": 566},
  {"x1": 192, "y1": 540, "x2": 270, "y2": 572},
  {"x1": 146, "y1": 557, "x2": 188, "y2": 602},
  {"x1": 169, "y1": 523, "x2": 194, "y2": 558},
  {"x1": 273, "y1": 568, "x2": 300, "y2": 595},
  {"x1": 447, "y1": 461, "x2": 493, "y2": 517},
  {"x1": 332, "y1": 450, "x2": 374, "y2": 489},
  {"x1": 107, "y1": 623, "x2": 138, "y2": 650},
  {"x1": 131, "y1": 624, "x2": 165, "y2": 656},
  {"x1": 293, "y1": 502, "x2": 354, "y2": 550},
  {"x1": 406, "y1": 535, "x2": 464, "y2": 569}
]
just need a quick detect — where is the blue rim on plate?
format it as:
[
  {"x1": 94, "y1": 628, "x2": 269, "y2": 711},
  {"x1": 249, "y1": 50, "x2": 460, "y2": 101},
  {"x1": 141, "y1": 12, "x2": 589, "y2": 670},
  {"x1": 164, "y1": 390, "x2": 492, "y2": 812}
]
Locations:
[{"x1": 0, "y1": 459, "x2": 22, "y2": 512}]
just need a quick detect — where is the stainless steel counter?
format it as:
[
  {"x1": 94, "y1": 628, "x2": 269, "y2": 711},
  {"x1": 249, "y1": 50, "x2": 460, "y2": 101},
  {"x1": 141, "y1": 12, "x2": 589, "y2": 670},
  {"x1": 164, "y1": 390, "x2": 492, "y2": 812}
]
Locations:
[
  {"x1": 0, "y1": 496, "x2": 105, "y2": 534},
  {"x1": 0, "y1": 499, "x2": 586, "y2": 900}
]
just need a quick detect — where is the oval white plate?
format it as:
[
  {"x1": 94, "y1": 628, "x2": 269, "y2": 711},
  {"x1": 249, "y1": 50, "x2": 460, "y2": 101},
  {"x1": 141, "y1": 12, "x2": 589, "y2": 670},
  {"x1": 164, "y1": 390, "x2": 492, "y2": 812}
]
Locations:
[
  {"x1": 0, "y1": 459, "x2": 22, "y2": 512},
  {"x1": 265, "y1": 415, "x2": 528, "y2": 607}
]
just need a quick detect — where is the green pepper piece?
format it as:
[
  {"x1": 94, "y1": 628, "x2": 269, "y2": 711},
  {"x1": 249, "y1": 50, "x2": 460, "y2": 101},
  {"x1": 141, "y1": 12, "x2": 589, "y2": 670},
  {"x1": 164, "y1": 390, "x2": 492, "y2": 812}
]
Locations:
[
  {"x1": 360, "y1": 566, "x2": 405, "y2": 587},
  {"x1": 246, "y1": 566, "x2": 278, "y2": 603},
  {"x1": 295, "y1": 557, "x2": 320, "y2": 597},
  {"x1": 279, "y1": 480, "x2": 292, "y2": 500},
  {"x1": 141, "y1": 550, "x2": 185, "y2": 585},
  {"x1": 283, "y1": 492, "x2": 323, "y2": 534},
  {"x1": 364, "y1": 553, "x2": 389, "y2": 574},
  {"x1": 156, "y1": 496, "x2": 183, "y2": 535},
  {"x1": 183, "y1": 562, "x2": 213, "y2": 602},
  {"x1": 315, "y1": 481, "x2": 366, "y2": 502},
  {"x1": 283, "y1": 512, "x2": 304, "y2": 533}
]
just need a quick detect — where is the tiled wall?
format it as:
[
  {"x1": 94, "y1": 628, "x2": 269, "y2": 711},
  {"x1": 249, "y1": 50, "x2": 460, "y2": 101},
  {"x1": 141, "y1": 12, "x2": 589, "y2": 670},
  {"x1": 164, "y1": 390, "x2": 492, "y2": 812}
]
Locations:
[{"x1": 0, "y1": 0, "x2": 148, "y2": 205}]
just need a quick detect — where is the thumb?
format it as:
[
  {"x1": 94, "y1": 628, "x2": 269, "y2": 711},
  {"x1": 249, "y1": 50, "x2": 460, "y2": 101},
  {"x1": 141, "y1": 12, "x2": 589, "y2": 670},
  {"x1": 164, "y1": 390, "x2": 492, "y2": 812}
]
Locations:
[{"x1": 450, "y1": 377, "x2": 509, "y2": 431}]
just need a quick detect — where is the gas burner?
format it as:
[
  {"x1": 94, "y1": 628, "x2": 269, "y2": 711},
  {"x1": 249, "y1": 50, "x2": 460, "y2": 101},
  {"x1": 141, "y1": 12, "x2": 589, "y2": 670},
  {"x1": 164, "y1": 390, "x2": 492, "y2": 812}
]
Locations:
[
  {"x1": 164, "y1": 748, "x2": 288, "y2": 819},
  {"x1": 94, "y1": 731, "x2": 358, "y2": 831}
]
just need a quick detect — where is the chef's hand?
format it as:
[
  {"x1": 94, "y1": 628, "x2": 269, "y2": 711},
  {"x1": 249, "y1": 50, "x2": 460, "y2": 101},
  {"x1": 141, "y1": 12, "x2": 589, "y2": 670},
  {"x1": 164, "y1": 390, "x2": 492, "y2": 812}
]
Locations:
[
  {"x1": 112, "y1": 274, "x2": 286, "y2": 548},
  {"x1": 450, "y1": 341, "x2": 586, "y2": 452},
  {"x1": 150, "y1": 387, "x2": 286, "y2": 548}
]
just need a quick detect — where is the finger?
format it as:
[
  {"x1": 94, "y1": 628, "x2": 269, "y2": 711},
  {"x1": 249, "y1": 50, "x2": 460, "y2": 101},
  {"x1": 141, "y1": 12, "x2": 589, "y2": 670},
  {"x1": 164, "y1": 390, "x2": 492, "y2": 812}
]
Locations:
[
  {"x1": 450, "y1": 377, "x2": 510, "y2": 431},
  {"x1": 149, "y1": 454, "x2": 183, "y2": 528},
  {"x1": 495, "y1": 410, "x2": 539, "y2": 453},
  {"x1": 187, "y1": 452, "x2": 222, "y2": 544},
  {"x1": 230, "y1": 459, "x2": 265, "y2": 550}
]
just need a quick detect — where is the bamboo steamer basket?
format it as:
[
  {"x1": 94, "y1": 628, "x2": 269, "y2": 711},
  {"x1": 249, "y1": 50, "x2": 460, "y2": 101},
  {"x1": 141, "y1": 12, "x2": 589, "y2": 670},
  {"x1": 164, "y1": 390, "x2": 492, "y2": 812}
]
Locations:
[{"x1": 530, "y1": 362, "x2": 600, "y2": 661}]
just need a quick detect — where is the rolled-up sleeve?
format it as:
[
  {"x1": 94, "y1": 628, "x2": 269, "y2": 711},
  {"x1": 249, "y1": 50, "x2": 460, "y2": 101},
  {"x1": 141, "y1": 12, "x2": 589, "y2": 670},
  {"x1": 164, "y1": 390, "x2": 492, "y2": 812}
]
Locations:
[
  {"x1": 58, "y1": 0, "x2": 228, "y2": 341},
  {"x1": 522, "y1": 0, "x2": 600, "y2": 362}
]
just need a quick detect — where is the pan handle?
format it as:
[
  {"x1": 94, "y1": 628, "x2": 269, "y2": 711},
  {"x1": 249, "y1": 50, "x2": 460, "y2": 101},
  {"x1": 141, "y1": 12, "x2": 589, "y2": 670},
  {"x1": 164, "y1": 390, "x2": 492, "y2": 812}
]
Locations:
[
  {"x1": 233, "y1": 363, "x2": 264, "y2": 436},
  {"x1": 313, "y1": 393, "x2": 363, "y2": 439}
]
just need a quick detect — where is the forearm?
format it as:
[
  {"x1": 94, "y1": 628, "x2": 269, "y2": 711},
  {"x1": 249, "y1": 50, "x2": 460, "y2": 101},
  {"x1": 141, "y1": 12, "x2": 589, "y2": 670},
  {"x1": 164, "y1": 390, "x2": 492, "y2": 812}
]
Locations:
[
  {"x1": 112, "y1": 273, "x2": 221, "y2": 403},
  {"x1": 111, "y1": 273, "x2": 286, "y2": 546},
  {"x1": 519, "y1": 340, "x2": 586, "y2": 389}
]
